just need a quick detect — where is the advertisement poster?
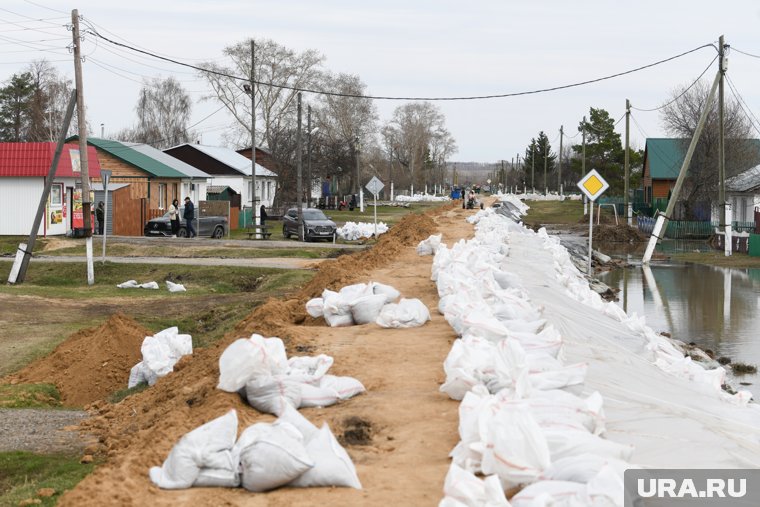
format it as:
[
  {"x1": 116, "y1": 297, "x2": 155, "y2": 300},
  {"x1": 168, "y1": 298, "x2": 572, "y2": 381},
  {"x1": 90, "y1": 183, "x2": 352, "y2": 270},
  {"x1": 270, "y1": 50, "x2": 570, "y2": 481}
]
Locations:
[
  {"x1": 50, "y1": 210, "x2": 63, "y2": 225},
  {"x1": 72, "y1": 189, "x2": 95, "y2": 230},
  {"x1": 70, "y1": 149, "x2": 81, "y2": 173}
]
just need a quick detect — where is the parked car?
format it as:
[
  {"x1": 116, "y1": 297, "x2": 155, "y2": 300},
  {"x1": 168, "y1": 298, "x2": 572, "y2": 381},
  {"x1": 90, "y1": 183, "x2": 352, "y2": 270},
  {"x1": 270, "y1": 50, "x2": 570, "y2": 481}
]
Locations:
[
  {"x1": 282, "y1": 207, "x2": 337, "y2": 241},
  {"x1": 143, "y1": 207, "x2": 228, "y2": 239}
]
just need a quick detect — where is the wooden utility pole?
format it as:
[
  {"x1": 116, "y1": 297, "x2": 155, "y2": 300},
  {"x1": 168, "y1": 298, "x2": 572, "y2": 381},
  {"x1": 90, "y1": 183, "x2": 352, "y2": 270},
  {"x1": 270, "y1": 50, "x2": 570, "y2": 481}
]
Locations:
[
  {"x1": 625, "y1": 100, "x2": 631, "y2": 224},
  {"x1": 582, "y1": 116, "x2": 587, "y2": 176},
  {"x1": 718, "y1": 35, "x2": 726, "y2": 227},
  {"x1": 71, "y1": 9, "x2": 94, "y2": 285},
  {"x1": 543, "y1": 139, "x2": 548, "y2": 195},
  {"x1": 250, "y1": 40, "x2": 258, "y2": 229},
  {"x1": 297, "y1": 92, "x2": 303, "y2": 240},
  {"x1": 531, "y1": 143, "x2": 535, "y2": 192},
  {"x1": 558, "y1": 125, "x2": 563, "y2": 195},
  {"x1": 306, "y1": 105, "x2": 312, "y2": 206}
]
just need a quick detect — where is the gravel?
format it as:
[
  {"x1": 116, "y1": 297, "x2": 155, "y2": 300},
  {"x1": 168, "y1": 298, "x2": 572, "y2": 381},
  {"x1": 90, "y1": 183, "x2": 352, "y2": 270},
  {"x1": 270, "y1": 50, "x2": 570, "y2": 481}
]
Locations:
[{"x1": 0, "y1": 408, "x2": 92, "y2": 454}]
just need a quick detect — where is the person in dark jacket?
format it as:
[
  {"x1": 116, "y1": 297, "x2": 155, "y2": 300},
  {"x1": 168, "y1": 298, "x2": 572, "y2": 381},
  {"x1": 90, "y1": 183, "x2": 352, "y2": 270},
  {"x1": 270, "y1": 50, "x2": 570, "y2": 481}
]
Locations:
[
  {"x1": 95, "y1": 201, "x2": 105, "y2": 235},
  {"x1": 260, "y1": 204, "x2": 268, "y2": 225},
  {"x1": 183, "y1": 197, "x2": 196, "y2": 238}
]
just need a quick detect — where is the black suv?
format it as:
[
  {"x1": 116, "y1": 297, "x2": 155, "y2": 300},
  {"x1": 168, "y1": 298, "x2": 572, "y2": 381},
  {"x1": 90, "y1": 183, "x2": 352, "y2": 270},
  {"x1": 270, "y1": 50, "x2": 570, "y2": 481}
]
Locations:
[{"x1": 282, "y1": 207, "x2": 336, "y2": 241}]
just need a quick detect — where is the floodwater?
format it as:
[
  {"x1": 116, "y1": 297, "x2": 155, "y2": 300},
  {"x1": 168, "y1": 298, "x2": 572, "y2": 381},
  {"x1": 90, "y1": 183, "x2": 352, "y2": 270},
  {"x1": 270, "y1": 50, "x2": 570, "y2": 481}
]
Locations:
[{"x1": 599, "y1": 258, "x2": 760, "y2": 391}]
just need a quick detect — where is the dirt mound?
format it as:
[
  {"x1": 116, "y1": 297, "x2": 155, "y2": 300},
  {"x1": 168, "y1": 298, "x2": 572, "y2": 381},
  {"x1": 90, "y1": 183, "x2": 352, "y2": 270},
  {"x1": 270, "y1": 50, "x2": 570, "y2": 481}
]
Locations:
[
  {"x1": 8, "y1": 314, "x2": 150, "y2": 407},
  {"x1": 578, "y1": 213, "x2": 616, "y2": 225},
  {"x1": 592, "y1": 224, "x2": 646, "y2": 243}
]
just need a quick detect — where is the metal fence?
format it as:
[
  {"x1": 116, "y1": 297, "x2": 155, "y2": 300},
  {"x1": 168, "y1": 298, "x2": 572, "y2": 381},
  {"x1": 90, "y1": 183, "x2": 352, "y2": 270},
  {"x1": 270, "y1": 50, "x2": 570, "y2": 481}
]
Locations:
[{"x1": 636, "y1": 218, "x2": 757, "y2": 239}]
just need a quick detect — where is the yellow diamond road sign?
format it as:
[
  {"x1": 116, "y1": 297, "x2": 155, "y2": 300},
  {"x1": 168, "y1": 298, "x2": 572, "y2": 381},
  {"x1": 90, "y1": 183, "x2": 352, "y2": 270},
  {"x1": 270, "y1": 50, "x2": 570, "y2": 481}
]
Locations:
[{"x1": 577, "y1": 169, "x2": 609, "y2": 202}]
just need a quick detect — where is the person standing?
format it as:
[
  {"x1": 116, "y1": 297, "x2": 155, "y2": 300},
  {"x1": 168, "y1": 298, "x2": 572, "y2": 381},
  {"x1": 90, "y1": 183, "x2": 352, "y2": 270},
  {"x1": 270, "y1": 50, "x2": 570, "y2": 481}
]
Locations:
[
  {"x1": 183, "y1": 196, "x2": 196, "y2": 238},
  {"x1": 95, "y1": 201, "x2": 105, "y2": 235},
  {"x1": 168, "y1": 199, "x2": 180, "y2": 237},
  {"x1": 259, "y1": 204, "x2": 268, "y2": 226}
]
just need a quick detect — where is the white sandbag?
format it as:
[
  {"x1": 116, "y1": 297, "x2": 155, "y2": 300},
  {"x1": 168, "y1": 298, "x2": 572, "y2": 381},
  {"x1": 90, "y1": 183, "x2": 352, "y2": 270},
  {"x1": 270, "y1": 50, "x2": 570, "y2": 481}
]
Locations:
[
  {"x1": 149, "y1": 409, "x2": 239, "y2": 490},
  {"x1": 319, "y1": 374, "x2": 366, "y2": 400},
  {"x1": 139, "y1": 281, "x2": 160, "y2": 289},
  {"x1": 306, "y1": 297, "x2": 325, "y2": 318},
  {"x1": 166, "y1": 280, "x2": 186, "y2": 292},
  {"x1": 376, "y1": 298, "x2": 431, "y2": 328},
  {"x1": 371, "y1": 282, "x2": 401, "y2": 303},
  {"x1": 244, "y1": 376, "x2": 302, "y2": 416},
  {"x1": 543, "y1": 429, "x2": 635, "y2": 462},
  {"x1": 117, "y1": 279, "x2": 139, "y2": 288},
  {"x1": 128, "y1": 361, "x2": 148, "y2": 388},
  {"x1": 417, "y1": 233, "x2": 442, "y2": 255},
  {"x1": 338, "y1": 283, "x2": 372, "y2": 301},
  {"x1": 441, "y1": 463, "x2": 509, "y2": 507},
  {"x1": 480, "y1": 404, "x2": 551, "y2": 488},
  {"x1": 287, "y1": 354, "x2": 334, "y2": 384},
  {"x1": 289, "y1": 424, "x2": 362, "y2": 489},
  {"x1": 217, "y1": 335, "x2": 287, "y2": 392},
  {"x1": 350, "y1": 294, "x2": 388, "y2": 325},
  {"x1": 276, "y1": 404, "x2": 319, "y2": 441},
  {"x1": 299, "y1": 383, "x2": 340, "y2": 408},
  {"x1": 252, "y1": 334, "x2": 289, "y2": 375},
  {"x1": 238, "y1": 421, "x2": 315, "y2": 492},
  {"x1": 141, "y1": 335, "x2": 175, "y2": 380},
  {"x1": 510, "y1": 481, "x2": 590, "y2": 507},
  {"x1": 324, "y1": 312, "x2": 355, "y2": 327},
  {"x1": 540, "y1": 453, "x2": 632, "y2": 483}
]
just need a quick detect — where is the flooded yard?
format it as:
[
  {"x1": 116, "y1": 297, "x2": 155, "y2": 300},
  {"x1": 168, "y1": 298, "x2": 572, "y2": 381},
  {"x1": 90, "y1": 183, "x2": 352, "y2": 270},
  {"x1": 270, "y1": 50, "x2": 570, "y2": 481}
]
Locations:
[{"x1": 599, "y1": 260, "x2": 760, "y2": 391}]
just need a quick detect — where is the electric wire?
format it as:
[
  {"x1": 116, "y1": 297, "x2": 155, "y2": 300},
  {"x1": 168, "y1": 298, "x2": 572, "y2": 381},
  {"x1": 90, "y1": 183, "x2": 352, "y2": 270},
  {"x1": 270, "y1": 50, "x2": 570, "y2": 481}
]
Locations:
[
  {"x1": 85, "y1": 28, "x2": 717, "y2": 101},
  {"x1": 725, "y1": 74, "x2": 760, "y2": 137},
  {"x1": 22, "y1": 0, "x2": 69, "y2": 16},
  {"x1": 631, "y1": 55, "x2": 717, "y2": 112},
  {"x1": 730, "y1": 47, "x2": 760, "y2": 59}
]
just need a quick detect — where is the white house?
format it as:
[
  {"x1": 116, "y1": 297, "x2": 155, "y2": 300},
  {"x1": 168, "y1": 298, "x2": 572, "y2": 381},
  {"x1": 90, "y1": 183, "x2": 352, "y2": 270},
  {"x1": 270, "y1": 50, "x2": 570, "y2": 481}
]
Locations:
[
  {"x1": 726, "y1": 165, "x2": 760, "y2": 224},
  {"x1": 0, "y1": 142, "x2": 101, "y2": 236},
  {"x1": 164, "y1": 143, "x2": 278, "y2": 209}
]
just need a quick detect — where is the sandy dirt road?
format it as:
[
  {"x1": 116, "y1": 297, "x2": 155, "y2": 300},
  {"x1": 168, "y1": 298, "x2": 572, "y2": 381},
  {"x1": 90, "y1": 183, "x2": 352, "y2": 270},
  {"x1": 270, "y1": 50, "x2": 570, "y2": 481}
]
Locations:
[{"x1": 54, "y1": 205, "x2": 476, "y2": 506}]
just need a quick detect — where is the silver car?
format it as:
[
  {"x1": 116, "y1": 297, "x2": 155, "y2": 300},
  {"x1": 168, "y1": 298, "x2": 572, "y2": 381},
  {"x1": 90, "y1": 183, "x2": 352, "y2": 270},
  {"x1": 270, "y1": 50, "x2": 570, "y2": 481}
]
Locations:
[
  {"x1": 144, "y1": 207, "x2": 228, "y2": 239},
  {"x1": 282, "y1": 207, "x2": 336, "y2": 241}
]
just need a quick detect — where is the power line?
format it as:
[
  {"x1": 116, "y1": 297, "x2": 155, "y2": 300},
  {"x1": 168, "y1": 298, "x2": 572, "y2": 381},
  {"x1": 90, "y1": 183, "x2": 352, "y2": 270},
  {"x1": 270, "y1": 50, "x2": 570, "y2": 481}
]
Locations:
[
  {"x1": 86, "y1": 27, "x2": 717, "y2": 101},
  {"x1": 730, "y1": 47, "x2": 760, "y2": 59},
  {"x1": 631, "y1": 55, "x2": 717, "y2": 112},
  {"x1": 725, "y1": 74, "x2": 760, "y2": 137},
  {"x1": 22, "y1": 0, "x2": 69, "y2": 16}
]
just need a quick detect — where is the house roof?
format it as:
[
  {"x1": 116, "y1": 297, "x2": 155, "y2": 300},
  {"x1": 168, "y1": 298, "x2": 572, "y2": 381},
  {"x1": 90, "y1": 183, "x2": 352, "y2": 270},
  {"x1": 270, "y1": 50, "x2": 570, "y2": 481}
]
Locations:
[
  {"x1": 123, "y1": 142, "x2": 210, "y2": 178},
  {"x1": 0, "y1": 142, "x2": 101, "y2": 178},
  {"x1": 168, "y1": 143, "x2": 277, "y2": 177},
  {"x1": 644, "y1": 138, "x2": 687, "y2": 180},
  {"x1": 67, "y1": 136, "x2": 186, "y2": 178},
  {"x1": 207, "y1": 185, "x2": 239, "y2": 194},
  {"x1": 726, "y1": 164, "x2": 760, "y2": 192}
]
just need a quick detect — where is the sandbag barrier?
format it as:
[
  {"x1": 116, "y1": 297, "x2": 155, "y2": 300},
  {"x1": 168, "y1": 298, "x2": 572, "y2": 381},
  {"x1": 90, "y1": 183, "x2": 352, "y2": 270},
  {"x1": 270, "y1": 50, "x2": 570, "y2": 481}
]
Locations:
[
  {"x1": 337, "y1": 221, "x2": 389, "y2": 240},
  {"x1": 129, "y1": 326, "x2": 193, "y2": 388},
  {"x1": 431, "y1": 206, "x2": 631, "y2": 506}
]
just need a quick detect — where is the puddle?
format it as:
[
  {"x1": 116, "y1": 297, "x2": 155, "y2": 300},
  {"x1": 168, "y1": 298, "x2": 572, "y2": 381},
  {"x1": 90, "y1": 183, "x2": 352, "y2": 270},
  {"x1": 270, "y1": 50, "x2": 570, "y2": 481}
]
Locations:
[{"x1": 599, "y1": 262, "x2": 760, "y2": 395}]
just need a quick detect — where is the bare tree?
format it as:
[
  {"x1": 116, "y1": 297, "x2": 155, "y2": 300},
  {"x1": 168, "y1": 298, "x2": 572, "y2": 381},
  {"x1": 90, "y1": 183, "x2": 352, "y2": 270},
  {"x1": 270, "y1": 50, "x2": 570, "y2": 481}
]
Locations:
[
  {"x1": 660, "y1": 80, "x2": 753, "y2": 217},
  {"x1": 382, "y1": 102, "x2": 455, "y2": 194},
  {"x1": 116, "y1": 76, "x2": 193, "y2": 148},
  {"x1": 199, "y1": 38, "x2": 324, "y2": 150}
]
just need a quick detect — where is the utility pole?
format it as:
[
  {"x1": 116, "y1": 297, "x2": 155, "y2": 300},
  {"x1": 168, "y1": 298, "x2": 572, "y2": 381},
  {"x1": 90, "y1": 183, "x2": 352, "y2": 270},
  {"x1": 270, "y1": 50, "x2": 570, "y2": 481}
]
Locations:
[
  {"x1": 558, "y1": 125, "x2": 563, "y2": 195},
  {"x1": 582, "y1": 116, "x2": 587, "y2": 176},
  {"x1": 251, "y1": 41, "x2": 258, "y2": 228},
  {"x1": 718, "y1": 35, "x2": 726, "y2": 228},
  {"x1": 306, "y1": 105, "x2": 312, "y2": 207},
  {"x1": 625, "y1": 100, "x2": 631, "y2": 224},
  {"x1": 531, "y1": 143, "x2": 535, "y2": 193},
  {"x1": 543, "y1": 139, "x2": 548, "y2": 195},
  {"x1": 353, "y1": 136, "x2": 359, "y2": 196},
  {"x1": 297, "y1": 92, "x2": 303, "y2": 241},
  {"x1": 72, "y1": 9, "x2": 93, "y2": 285}
]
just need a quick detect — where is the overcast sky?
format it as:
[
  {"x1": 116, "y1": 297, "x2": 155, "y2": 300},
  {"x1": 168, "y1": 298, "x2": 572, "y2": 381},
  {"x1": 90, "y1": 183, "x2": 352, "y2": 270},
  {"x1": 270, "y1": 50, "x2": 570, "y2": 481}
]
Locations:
[{"x1": 3, "y1": 0, "x2": 760, "y2": 164}]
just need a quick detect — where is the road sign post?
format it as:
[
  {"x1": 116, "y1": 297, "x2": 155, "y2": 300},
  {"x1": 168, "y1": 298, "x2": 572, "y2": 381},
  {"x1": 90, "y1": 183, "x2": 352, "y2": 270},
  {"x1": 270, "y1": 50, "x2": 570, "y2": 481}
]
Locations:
[
  {"x1": 365, "y1": 176, "x2": 385, "y2": 239},
  {"x1": 101, "y1": 169, "x2": 111, "y2": 264},
  {"x1": 576, "y1": 169, "x2": 609, "y2": 277}
]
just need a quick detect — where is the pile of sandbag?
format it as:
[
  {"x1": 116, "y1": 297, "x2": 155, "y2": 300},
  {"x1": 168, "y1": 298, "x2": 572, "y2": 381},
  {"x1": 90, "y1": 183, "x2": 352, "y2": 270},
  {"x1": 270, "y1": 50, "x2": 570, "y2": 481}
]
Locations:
[
  {"x1": 217, "y1": 334, "x2": 365, "y2": 415},
  {"x1": 149, "y1": 407, "x2": 361, "y2": 491},
  {"x1": 395, "y1": 193, "x2": 450, "y2": 202},
  {"x1": 336, "y1": 221, "x2": 389, "y2": 240},
  {"x1": 306, "y1": 281, "x2": 430, "y2": 329},
  {"x1": 117, "y1": 280, "x2": 187, "y2": 292},
  {"x1": 128, "y1": 326, "x2": 193, "y2": 388},
  {"x1": 435, "y1": 206, "x2": 630, "y2": 506},
  {"x1": 416, "y1": 233, "x2": 442, "y2": 256}
]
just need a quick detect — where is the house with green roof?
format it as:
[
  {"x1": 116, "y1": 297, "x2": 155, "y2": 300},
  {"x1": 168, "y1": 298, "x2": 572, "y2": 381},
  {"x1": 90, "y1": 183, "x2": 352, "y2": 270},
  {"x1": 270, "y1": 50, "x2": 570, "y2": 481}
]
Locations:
[
  {"x1": 641, "y1": 138, "x2": 686, "y2": 205},
  {"x1": 67, "y1": 136, "x2": 211, "y2": 235}
]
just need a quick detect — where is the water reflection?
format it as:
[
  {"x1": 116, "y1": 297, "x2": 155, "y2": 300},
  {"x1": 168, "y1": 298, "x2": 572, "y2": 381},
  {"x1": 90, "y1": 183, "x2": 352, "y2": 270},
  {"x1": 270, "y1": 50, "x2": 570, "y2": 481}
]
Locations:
[{"x1": 600, "y1": 263, "x2": 760, "y2": 387}]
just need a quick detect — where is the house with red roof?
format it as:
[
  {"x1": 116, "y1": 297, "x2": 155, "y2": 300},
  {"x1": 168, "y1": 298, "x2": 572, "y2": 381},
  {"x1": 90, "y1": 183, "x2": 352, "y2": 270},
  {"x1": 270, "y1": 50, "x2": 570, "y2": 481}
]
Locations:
[{"x1": 0, "y1": 142, "x2": 101, "y2": 236}]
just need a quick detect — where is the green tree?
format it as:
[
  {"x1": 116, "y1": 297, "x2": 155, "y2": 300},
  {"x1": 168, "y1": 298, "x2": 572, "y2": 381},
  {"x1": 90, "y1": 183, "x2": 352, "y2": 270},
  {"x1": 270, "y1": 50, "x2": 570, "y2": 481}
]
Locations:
[
  {"x1": 0, "y1": 72, "x2": 34, "y2": 141},
  {"x1": 570, "y1": 107, "x2": 629, "y2": 195},
  {"x1": 523, "y1": 131, "x2": 556, "y2": 190}
]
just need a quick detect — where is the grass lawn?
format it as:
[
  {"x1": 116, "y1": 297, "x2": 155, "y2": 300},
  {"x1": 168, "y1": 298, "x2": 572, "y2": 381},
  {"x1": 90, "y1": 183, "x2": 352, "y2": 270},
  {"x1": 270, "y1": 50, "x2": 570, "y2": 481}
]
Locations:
[
  {"x1": 669, "y1": 251, "x2": 760, "y2": 269},
  {"x1": 0, "y1": 383, "x2": 62, "y2": 408},
  {"x1": 40, "y1": 243, "x2": 341, "y2": 259},
  {"x1": 0, "y1": 452, "x2": 97, "y2": 507},
  {"x1": 523, "y1": 199, "x2": 585, "y2": 225}
]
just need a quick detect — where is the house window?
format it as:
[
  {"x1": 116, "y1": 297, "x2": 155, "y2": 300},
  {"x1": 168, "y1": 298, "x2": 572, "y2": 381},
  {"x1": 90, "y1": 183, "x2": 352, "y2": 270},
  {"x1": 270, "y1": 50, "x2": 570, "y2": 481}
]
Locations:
[
  {"x1": 158, "y1": 183, "x2": 167, "y2": 209},
  {"x1": 50, "y1": 183, "x2": 63, "y2": 206},
  {"x1": 741, "y1": 197, "x2": 747, "y2": 222}
]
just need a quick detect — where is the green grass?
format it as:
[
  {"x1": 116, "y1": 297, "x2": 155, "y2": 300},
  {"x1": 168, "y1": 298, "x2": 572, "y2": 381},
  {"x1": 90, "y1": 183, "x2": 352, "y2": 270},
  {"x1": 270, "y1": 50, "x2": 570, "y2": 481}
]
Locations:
[
  {"x1": 0, "y1": 383, "x2": 61, "y2": 408},
  {"x1": 0, "y1": 452, "x2": 96, "y2": 507},
  {"x1": 108, "y1": 382, "x2": 149, "y2": 404},
  {"x1": 669, "y1": 251, "x2": 760, "y2": 269},
  {"x1": 41, "y1": 243, "x2": 340, "y2": 259},
  {"x1": 0, "y1": 236, "x2": 49, "y2": 257},
  {"x1": 0, "y1": 261, "x2": 305, "y2": 299},
  {"x1": 523, "y1": 199, "x2": 585, "y2": 225}
]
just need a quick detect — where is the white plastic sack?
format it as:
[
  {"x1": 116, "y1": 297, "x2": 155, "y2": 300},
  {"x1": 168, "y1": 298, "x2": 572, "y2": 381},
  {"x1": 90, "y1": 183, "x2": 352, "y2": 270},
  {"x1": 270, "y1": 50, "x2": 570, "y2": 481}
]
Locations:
[
  {"x1": 276, "y1": 404, "x2": 319, "y2": 441},
  {"x1": 287, "y1": 354, "x2": 334, "y2": 384},
  {"x1": 139, "y1": 281, "x2": 160, "y2": 289},
  {"x1": 117, "y1": 279, "x2": 139, "y2": 289},
  {"x1": 299, "y1": 383, "x2": 340, "y2": 408},
  {"x1": 217, "y1": 335, "x2": 288, "y2": 392},
  {"x1": 350, "y1": 294, "x2": 388, "y2": 325},
  {"x1": 441, "y1": 463, "x2": 509, "y2": 507},
  {"x1": 166, "y1": 280, "x2": 186, "y2": 292},
  {"x1": 149, "y1": 410, "x2": 239, "y2": 489},
  {"x1": 238, "y1": 421, "x2": 314, "y2": 492},
  {"x1": 417, "y1": 233, "x2": 442, "y2": 256},
  {"x1": 371, "y1": 282, "x2": 401, "y2": 303},
  {"x1": 305, "y1": 297, "x2": 324, "y2": 318},
  {"x1": 244, "y1": 376, "x2": 302, "y2": 416},
  {"x1": 319, "y1": 375, "x2": 366, "y2": 400},
  {"x1": 375, "y1": 298, "x2": 431, "y2": 328},
  {"x1": 289, "y1": 424, "x2": 362, "y2": 489}
]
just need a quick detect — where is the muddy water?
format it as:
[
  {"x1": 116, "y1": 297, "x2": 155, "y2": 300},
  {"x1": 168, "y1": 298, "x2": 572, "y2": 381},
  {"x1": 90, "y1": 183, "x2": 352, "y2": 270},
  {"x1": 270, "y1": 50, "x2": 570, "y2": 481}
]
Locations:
[{"x1": 599, "y1": 262, "x2": 760, "y2": 390}]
